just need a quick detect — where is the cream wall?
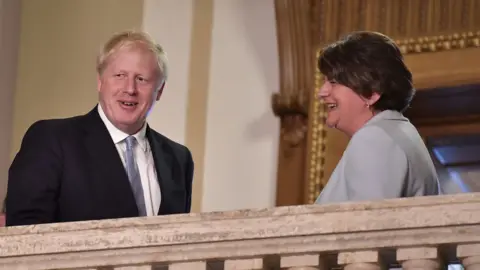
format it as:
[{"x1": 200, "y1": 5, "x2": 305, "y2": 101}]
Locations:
[
  {"x1": 0, "y1": 0, "x2": 20, "y2": 202},
  {"x1": 143, "y1": 0, "x2": 280, "y2": 211},
  {"x1": 4, "y1": 0, "x2": 280, "y2": 212},
  {"x1": 142, "y1": 0, "x2": 193, "y2": 143},
  {"x1": 5, "y1": 0, "x2": 144, "y2": 204},
  {"x1": 201, "y1": 0, "x2": 280, "y2": 211},
  {"x1": 11, "y1": 0, "x2": 145, "y2": 155}
]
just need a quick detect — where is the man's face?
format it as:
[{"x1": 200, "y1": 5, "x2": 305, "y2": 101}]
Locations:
[{"x1": 97, "y1": 45, "x2": 164, "y2": 134}]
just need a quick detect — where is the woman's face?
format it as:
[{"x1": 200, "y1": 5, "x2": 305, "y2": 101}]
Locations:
[{"x1": 318, "y1": 79, "x2": 379, "y2": 136}]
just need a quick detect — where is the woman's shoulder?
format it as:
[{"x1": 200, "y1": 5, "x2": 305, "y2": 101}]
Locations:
[
  {"x1": 350, "y1": 114, "x2": 426, "y2": 162},
  {"x1": 346, "y1": 123, "x2": 408, "y2": 163},
  {"x1": 350, "y1": 123, "x2": 395, "y2": 146}
]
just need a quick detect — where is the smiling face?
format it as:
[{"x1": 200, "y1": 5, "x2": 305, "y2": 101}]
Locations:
[
  {"x1": 97, "y1": 44, "x2": 164, "y2": 134},
  {"x1": 319, "y1": 79, "x2": 379, "y2": 137}
]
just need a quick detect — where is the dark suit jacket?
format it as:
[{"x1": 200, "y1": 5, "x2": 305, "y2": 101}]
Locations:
[{"x1": 6, "y1": 107, "x2": 194, "y2": 226}]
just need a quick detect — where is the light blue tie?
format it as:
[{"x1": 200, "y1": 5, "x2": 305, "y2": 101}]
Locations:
[{"x1": 125, "y1": 136, "x2": 147, "y2": 216}]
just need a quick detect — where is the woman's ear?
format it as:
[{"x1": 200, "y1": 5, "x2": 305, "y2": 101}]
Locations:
[{"x1": 366, "y1": 92, "x2": 381, "y2": 107}]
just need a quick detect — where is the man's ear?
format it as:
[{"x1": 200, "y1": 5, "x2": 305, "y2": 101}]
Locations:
[
  {"x1": 156, "y1": 81, "x2": 165, "y2": 101},
  {"x1": 96, "y1": 74, "x2": 102, "y2": 92}
]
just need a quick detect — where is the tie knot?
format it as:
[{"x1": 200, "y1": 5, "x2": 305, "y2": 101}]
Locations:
[{"x1": 125, "y1": 136, "x2": 136, "y2": 149}]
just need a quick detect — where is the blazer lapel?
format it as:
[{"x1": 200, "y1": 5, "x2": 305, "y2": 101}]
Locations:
[
  {"x1": 81, "y1": 108, "x2": 139, "y2": 218},
  {"x1": 146, "y1": 128, "x2": 176, "y2": 215}
]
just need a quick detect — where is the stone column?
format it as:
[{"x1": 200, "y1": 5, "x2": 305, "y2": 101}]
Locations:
[
  {"x1": 114, "y1": 266, "x2": 153, "y2": 270},
  {"x1": 458, "y1": 243, "x2": 480, "y2": 270},
  {"x1": 397, "y1": 247, "x2": 441, "y2": 270},
  {"x1": 224, "y1": 257, "x2": 265, "y2": 270},
  {"x1": 169, "y1": 261, "x2": 206, "y2": 270},
  {"x1": 280, "y1": 254, "x2": 327, "y2": 270},
  {"x1": 338, "y1": 250, "x2": 384, "y2": 270}
]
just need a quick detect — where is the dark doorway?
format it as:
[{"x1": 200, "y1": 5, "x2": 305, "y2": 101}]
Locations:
[{"x1": 406, "y1": 83, "x2": 480, "y2": 193}]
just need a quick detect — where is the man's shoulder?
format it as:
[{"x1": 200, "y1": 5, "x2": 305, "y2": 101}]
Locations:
[
  {"x1": 147, "y1": 128, "x2": 191, "y2": 155},
  {"x1": 30, "y1": 114, "x2": 83, "y2": 127},
  {"x1": 148, "y1": 128, "x2": 188, "y2": 148},
  {"x1": 24, "y1": 112, "x2": 90, "y2": 139}
]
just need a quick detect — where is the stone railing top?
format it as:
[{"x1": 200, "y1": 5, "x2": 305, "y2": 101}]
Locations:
[
  {"x1": 0, "y1": 193, "x2": 479, "y2": 268},
  {"x1": 2, "y1": 192, "x2": 478, "y2": 236}
]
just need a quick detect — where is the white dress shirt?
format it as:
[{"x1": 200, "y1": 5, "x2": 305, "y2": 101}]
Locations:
[{"x1": 98, "y1": 104, "x2": 161, "y2": 216}]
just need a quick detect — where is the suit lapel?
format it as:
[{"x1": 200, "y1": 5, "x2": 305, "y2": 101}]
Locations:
[
  {"x1": 146, "y1": 128, "x2": 176, "y2": 215},
  {"x1": 81, "y1": 108, "x2": 139, "y2": 218}
]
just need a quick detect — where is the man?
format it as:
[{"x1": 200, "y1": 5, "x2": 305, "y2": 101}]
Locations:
[{"x1": 6, "y1": 30, "x2": 194, "y2": 226}]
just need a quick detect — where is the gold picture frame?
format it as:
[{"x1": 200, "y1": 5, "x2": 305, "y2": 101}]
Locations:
[
  {"x1": 274, "y1": 0, "x2": 480, "y2": 206},
  {"x1": 307, "y1": 31, "x2": 480, "y2": 203}
]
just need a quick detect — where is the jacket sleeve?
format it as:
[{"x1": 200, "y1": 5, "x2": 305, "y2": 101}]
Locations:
[
  {"x1": 6, "y1": 120, "x2": 62, "y2": 226},
  {"x1": 343, "y1": 125, "x2": 408, "y2": 202}
]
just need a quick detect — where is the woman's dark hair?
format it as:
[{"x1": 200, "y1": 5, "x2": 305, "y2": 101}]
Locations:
[{"x1": 318, "y1": 31, "x2": 415, "y2": 112}]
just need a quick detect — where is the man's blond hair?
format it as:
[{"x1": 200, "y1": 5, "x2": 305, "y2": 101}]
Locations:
[{"x1": 96, "y1": 30, "x2": 168, "y2": 84}]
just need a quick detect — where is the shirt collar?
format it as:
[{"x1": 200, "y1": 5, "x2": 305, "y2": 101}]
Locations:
[{"x1": 97, "y1": 104, "x2": 148, "y2": 152}]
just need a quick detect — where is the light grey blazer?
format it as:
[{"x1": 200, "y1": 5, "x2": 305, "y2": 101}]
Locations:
[{"x1": 315, "y1": 110, "x2": 440, "y2": 204}]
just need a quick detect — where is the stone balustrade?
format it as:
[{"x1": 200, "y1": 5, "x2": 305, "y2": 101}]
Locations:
[{"x1": 0, "y1": 193, "x2": 479, "y2": 270}]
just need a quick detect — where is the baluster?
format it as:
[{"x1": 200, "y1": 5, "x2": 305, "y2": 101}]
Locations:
[
  {"x1": 338, "y1": 250, "x2": 384, "y2": 270},
  {"x1": 458, "y1": 243, "x2": 480, "y2": 270},
  {"x1": 397, "y1": 246, "x2": 441, "y2": 270},
  {"x1": 169, "y1": 261, "x2": 206, "y2": 270},
  {"x1": 224, "y1": 257, "x2": 265, "y2": 270},
  {"x1": 113, "y1": 265, "x2": 153, "y2": 270},
  {"x1": 280, "y1": 254, "x2": 326, "y2": 270}
]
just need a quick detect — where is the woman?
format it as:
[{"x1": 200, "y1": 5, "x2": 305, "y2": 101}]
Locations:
[{"x1": 315, "y1": 31, "x2": 440, "y2": 204}]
